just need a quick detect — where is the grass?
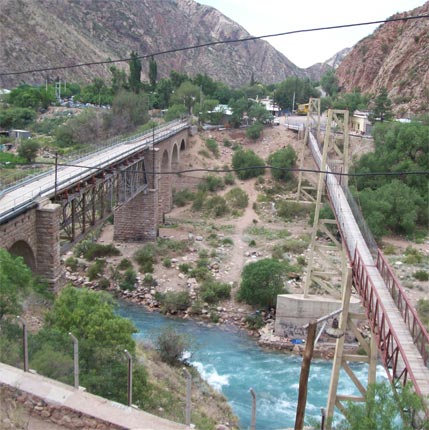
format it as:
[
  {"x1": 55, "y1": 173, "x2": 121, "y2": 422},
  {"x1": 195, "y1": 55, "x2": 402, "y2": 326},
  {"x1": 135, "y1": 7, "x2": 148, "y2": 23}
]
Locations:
[{"x1": 245, "y1": 225, "x2": 290, "y2": 240}]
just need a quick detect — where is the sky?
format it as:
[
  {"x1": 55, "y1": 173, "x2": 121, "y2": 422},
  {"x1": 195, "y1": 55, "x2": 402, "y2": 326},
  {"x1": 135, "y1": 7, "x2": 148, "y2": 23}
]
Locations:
[{"x1": 196, "y1": 0, "x2": 426, "y2": 68}]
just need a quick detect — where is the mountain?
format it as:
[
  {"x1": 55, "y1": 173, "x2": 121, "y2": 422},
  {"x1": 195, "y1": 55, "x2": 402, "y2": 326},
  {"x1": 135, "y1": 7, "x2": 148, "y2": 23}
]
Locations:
[
  {"x1": 305, "y1": 48, "x2": 351, "y2": 81},
  {"x1": 0, "y1": 0, "x2": 305, "y2": 89},
  {"x1": 335, "y1": 2, "x2": 429, "y2": 115}
]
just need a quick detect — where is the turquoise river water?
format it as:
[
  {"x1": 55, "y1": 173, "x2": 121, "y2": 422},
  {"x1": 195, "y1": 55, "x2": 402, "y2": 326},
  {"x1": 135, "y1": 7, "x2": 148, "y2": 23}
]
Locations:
[{"x1": 118, "y1": 301, "x2": 382, "y2": 430}]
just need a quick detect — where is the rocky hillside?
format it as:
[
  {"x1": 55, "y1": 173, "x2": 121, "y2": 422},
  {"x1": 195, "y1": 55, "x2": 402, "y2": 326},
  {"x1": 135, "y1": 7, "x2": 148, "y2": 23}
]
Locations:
[
  {"x1": 0, "y1": 0, "x2": 304, "y2": 89},
  {"x1": 305, "y1": 47, "x2": 351, "y2": 81},
  {"x1": 336, "y1": 2, "x2": 429, "y2": 115}
]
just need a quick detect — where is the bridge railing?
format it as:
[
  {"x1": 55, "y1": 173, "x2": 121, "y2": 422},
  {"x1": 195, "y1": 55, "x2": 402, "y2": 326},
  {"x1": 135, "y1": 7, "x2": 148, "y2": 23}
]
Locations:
[
  {"x1": 352, "y1": 248, "x2": 421, "y2": 393},
  {"x1": 376, "y1": 250, "x2": 429, "y2": 367}
]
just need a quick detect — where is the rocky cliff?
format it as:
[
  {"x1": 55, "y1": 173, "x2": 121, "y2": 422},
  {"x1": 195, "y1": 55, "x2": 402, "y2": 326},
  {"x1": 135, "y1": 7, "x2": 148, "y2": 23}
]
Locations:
[
  {"x1": 0, "y1": 0, "x2": 304, "y2": 88},
  {"x1": 335, "y1": 2, "x2": 429, "y2": 115}
]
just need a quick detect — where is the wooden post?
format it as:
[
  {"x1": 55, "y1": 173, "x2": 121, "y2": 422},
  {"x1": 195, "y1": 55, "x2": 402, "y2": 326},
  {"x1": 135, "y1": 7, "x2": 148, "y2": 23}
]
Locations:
[{"x1": 295, "y1": 320, "x2": 317, "y2": 430}]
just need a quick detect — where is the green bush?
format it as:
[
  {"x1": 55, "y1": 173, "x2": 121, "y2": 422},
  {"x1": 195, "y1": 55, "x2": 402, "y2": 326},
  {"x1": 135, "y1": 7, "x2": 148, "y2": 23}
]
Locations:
[
  {"x1": 268, "y1": 146, "x2": 297, "y2": 181},
  {"x1": 199, "y1": 174, "x2": 224, "y2": 192},
  {"x1": 117, "y1": 258, "x2": 132, "y2": 271},
  {"x1": 204, "y1": 195, "x2": 229, "y2": 217},
  {"x1": 134, "y1": 244, "x2": 156, "y2": 272},
  {"x1": 158, "y1": 291, "x2": 191, "y2": 313},
  {"x1": 221, "y1": 237, "x2": 234, "y2": 246},
  {"x1": 189, "y1": 266, "x2": 213, "y2": 282},
  {"x1": 191, "y1": 191, "x2": 206, "y2": 211},
  {"x1": 205, "y1": 138, "x2": 219, "y2": 157},
  {"x1": 87, "y1": 259, "x2": 106, "y2": 281},
  {"x1": 223, "y1": 138, "x2": 232, "y2": 147},
  {"x1": 232, "y1": 149, "x2": 265, "y2": 180},
  {"x1": 179, "y1": 263, "x2": 191, "y2": 274},
  {"x1": 155, "y1": 326, "x2": 191, "y2": 365},
  {"x1": 404, "y1": 247, "x2": 423, "y2": 264},
  {"x1": 189, "y1": 299, "x2": 204, "y2": 316},
  {"x1": 246, "y1": 122, "x2": 264, "y2": 140},
  {"x1": 163, "y1": 257, "x2": 172, "y2": 268},
  {"x1": 237, "y1": 258, "x2": 289, "y2": 307},
  {"x1": 199, "y1": 280, "x2": 231, "y2": 304},
  {"x1": 173, "y1": 189, "x2": 194, "y2": 207},
  {"x1": 224, "y1": 172, "x2": 235, "y2": 185},
  {"x1": 80, "y1": 243, "x2": 120, "y2": 261},
  {"x1": 18, "y1": 139, "x2": 40, "y2": 163},
  {"x1": 413, "y1": 270, "x2": 428, "y2": 281},
  {"x1": 119, "y1": 268, "x2": 137, "y2": 290},
  {"x1": 245, "y1": 313, "x2": 265, "y2": 330},
  {"x1": 97, "y1": 277, "x2": 110, "y2": 289},
  {"x1": 65, "y1": 256, "x2": 79, "y2": 271},
  {"x1": 277, "y1": 201, "x2": 314, "y2": 221},
  {"x1": 225, "y1": 187, "x2": 249, "y2": 209}
]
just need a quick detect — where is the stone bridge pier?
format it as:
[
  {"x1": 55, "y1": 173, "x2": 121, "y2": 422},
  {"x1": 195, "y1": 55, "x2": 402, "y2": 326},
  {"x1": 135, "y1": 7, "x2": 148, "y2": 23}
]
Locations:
[{"x1": 113, "y1": 129, "x2": 188, "y2": 241}]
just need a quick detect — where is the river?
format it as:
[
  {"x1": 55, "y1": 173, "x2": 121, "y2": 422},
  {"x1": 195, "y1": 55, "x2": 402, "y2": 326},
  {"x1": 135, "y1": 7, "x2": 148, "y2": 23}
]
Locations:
[{"x1": 118, "y1": 301, "x2": 378, "y2": 430}]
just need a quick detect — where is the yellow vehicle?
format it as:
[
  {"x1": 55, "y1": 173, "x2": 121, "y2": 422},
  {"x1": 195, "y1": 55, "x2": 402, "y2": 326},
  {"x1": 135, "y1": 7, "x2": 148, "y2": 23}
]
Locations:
[{"x1": 296, "y1": 103, "x2": 309, "y2": 115}]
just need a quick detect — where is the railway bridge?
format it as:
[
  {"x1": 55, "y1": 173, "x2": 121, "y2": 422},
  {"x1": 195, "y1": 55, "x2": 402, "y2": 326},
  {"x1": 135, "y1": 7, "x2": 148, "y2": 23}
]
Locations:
[{"x1": 0, "y1": 120, "x2": 191, "y2": 285}]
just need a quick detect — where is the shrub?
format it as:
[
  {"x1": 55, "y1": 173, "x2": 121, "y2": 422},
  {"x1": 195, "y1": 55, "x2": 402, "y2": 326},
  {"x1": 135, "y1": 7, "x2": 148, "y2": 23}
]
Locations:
[
  {"x1": 224, "y1": 172, "x2": 235, "y2": 185},
  {"x1": 221, "y1": 237, "x2": 234, "y2": 246},
  {"x1": 223, "y1": 138, "x2": 232, "y2": 147},
  {"x1": 245, "y1": 312, "x2": 265, "y2": 330},
  {"x1": 117, "y1": 258, "x2": 132, "y2": 271},
  {"x1": 158, "y1": 291, "x2": 191, "y2": 313},
  {"x1": 268, "y1": 146, "x2": 297, "y2": 181},
  {"x1": 225, "y1": 187, "x2": 249, "y2": 209},
  {"x1": 404, "y1": 247, "x2": 423, "y2": 264},
  {"x1": 97, "y1": 277, "x2": 110, "y2": 289},
  {"x1": 209, "y1": 312, "x2": 220, "y2": 323},
  {"x1": 173, "y1": 189, "x2": 194, "y2": 207},
  {"x1": 119, "y1": 268, "x2": 137, "y2": 290},
  {"x1": 134, "y1": 244, "x2": 156, "y2": 272},
  {"x1": 143, "y1": 274, "x2": 153, "y2": 286},
  {"x1": 179, "y1": 263, "x2": 191, "y2": 274},
  {"x1": 277, "y1": 201, "x2": 314, "y2": 220},
  {"x1": 156, "y1": 237, "x2": 189, "y2": 255},
  {"x1": 205, "y1": 138, "x2": 219, "y2": 157},
  {"x1": 87, "y1": 259, "x2": 106, "y2": 281},
  {"x1": 189, "y1": 266, "x2": 213, "y2": 282},
  {"x1": 155, "y1": 326, "x2": 191, "y2": 365},
  {"x1": 65, "y1": 256, "x2": 79, "y2": 271},
  {"x1": 189, "y1": 299, "x2": 204, "y2": 316},
  {"x1": 237, "y1": 258, "x2": 289, "y2": 307},
  {"x1": 232, "y1": 149, "x2": 265, "y2": 180},
  {"x1": 18, "y1": 139, "x2": 40, "y2": 163},
  {"x1": 198, "y1": 249, "x2": 209, "y2": 259},
  {"x1": 191, "y1": 191, "x2": 206, "y2": 211},
  {"x1": 417, "y1": 299, "x2": 429, "y2": 330},
  {"x1": 413, "y1": 270, "x2": 428, "y2": 281},
  {"x1": 200, "y1": 174, "x2": 224, "y2": 192},
  {"x1": 204, "y1": 195, "x2": 229, "y2": 217},
  {"x1": 83, "y1": 243, "x2": 120, "y2": 261},
  {"x1": 199, "y1": 280, "x2": 231, "y2": 304},
  {"x1": 246, "y1": 122, "x2": 264, "y2": 140},
  {"x1": 163, "y1": 257, "x2": 172, "y2": 268}
]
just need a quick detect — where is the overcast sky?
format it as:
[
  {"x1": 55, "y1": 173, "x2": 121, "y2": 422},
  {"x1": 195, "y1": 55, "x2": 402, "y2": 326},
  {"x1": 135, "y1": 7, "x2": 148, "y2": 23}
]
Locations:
[{"x1": 196, "y1": 0, "x2": 426, "y2": 68}]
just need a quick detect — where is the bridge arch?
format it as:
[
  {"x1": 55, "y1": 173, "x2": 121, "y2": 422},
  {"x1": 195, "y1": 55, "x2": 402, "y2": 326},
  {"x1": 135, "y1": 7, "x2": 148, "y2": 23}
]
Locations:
[
  {"x1": 171, "y1": 143, "x2": 179, "y2": 174},
  {"x1": 180, "y1": 138, "x2": 186, "y2": 152},
  {"x1": 159, "y1": 149, "x2": 172, "y2": 221},
  {"x1": 8, "y1": 240, "x2": 36, "y2": 271}
]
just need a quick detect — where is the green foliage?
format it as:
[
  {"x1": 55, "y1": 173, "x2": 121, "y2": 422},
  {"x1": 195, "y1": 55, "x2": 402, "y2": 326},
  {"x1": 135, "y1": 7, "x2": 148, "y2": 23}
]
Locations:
[
  {"x1": 149, "y1": 56, "x2": 158, "y2": 89},
  {"x1": 80, "y1": 78, "x2": 112, "y2": 105},
  {"x1": 179, "y1": 263, "x2": 191, "y2": 274},
  {"x1": 225, "y1": 187, "x2": 249, "y2": 209},
  {"x1": 413, "y1": 270, "x2": 428, "y2": 281},
  {"x1": 330, "y1": 90, "x2": 370, "y2": 114},
  {"x1": 155, "y1": 326, "x2": 191, "y2": 365},
  {"x1": 18, "y1": 139, "x2": 40, "y2": 162},
  {"x1": 119, "y1": 268, "x2": 137, "y2": 290},
  {"x1": 268, "y1": 146, "x2": 297, "y2": 181},
  {"x1": 111, "y1": 90, "x2": 149, "y2": 131},
  {"x1": 237, "y1": 258, "x2": 289, "y2": 307},
  {"x1": 273, "y1": 77, "x2": 320, "y2": 111},
  {"x1": 128, "y1": 51, "x2": 142, "y2": 93},
  {"x1": 157, "y1": 291, "x2": 191, "y2": 313},
  {"x1": 248, "y1": 103, "x2": 273, "y2": 124},
  {"x1": 171, "y1": 81, "x2": 200, "y2": 114},
  {"x1": 404, "y1": 247, "x2": 424, "y2": 264},
  {"x1": 417, "y1": 299, "x2": 429, "y2": 330},
  {"x1": 173, "y1": 188, "x2": 195, "y2": 207},
  {"x1": 0, "y1": 249, "x2": 33, "y2": 318},
  {"x1": 232, "y1": 149, "x2": 265, "y2": 180},
  {"x1": 199, "y1": 280, "x2": 231, "y2": 304},
  {"x1": 87, "y1": 259, "x2": 106, "y2": 281},
  {"x1": 78, "y1": 243, "x2": 120, "y2": 261},
  {"x1": 204, "y1": 195, "x2": 229, "y2": 217},
  {"x1": 246, "y1": 121, "x2": 264, "y2": 140},
  {"x1": 0, "y1": 107, "x2": 36, "y2": 129},
  {"x1": 65, "y1": 256, "x2": 79, "y2": 271},
  {"x1": 117, "y1": 258, "x2": 132, "y2": 271},
  {"x1": 189, "y1": 266, "x2": 213, "y2": 282},
  {"x1": 133, "y1": 243, "x2": 156, "y2": 272},
  {"x1": 320, "y1": 69, "x2": 339, "y2": 96},
  {"x1": 7, "y1": 84, "x2": 54, "y2": 109},
  {"x1": 335, "y1": 381, "x2": 429, "y2": 430},
  {"x1": 199, "y1": 174, "x2": 224, "y2": 192},
  {"x1": 368, "y1": 87, "x2": 393, "y2": 123},
  {"x1": 165, "y1": 103, "x2": 187, "y2": 121},
  {"x1": 224, "y1": 172, "x2": 235, "y2": 185},
  {"x1": 163, "y1": 257, "x2": 172, "y2": 268},
  {"x1": 245, "y1": 312, "x2": 265, "y2": 330},
  {"x1": 205, "y1": 138, "x2": 219, "y2": 157},
  {"x1": 277, "y1": 201, "x2": 314, "y2": 220}
]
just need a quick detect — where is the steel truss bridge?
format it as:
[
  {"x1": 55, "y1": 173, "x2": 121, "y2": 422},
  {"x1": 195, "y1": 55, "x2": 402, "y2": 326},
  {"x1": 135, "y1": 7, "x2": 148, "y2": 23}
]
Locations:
[{"x1": 303, "y1": 105, "x2": 429, "y2": 423}]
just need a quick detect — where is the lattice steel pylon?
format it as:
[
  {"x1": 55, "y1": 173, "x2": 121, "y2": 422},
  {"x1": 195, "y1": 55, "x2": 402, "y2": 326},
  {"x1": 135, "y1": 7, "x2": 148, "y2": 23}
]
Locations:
[{"x1": 303, "y1": 108, "x2": 351, "y2": 298}]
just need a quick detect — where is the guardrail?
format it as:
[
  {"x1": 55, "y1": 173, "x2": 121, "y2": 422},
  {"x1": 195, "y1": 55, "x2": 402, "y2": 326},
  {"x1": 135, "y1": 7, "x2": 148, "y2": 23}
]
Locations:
[
  {"x1": 376, "y1": 250, "x2": 429, "y2": 366},
  {"x1": 352, "y1": 248, "x2": 420, "y2": 393}
]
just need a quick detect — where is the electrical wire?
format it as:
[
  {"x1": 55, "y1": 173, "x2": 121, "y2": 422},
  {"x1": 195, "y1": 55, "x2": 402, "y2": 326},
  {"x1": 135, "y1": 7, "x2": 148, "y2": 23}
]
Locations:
[
  {"x1": 0, "y1": 14, "x2": 428, "y2": 77},
  {"x1": 2, "y1": 160, "x2": 428, "y2": 178}
]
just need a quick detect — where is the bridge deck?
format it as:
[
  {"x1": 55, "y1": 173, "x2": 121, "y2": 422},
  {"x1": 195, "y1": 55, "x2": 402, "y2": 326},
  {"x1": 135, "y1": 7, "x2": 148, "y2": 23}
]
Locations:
[{"x1": 0, "y1": 121, "x2": 188, "y2": 223}]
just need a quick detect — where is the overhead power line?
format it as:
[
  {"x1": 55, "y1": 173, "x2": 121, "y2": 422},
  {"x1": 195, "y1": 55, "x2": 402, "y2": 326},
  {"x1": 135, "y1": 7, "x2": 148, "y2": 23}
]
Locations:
[{"x1": 0, "y1": 14, "x2": 428, "y2": 77}]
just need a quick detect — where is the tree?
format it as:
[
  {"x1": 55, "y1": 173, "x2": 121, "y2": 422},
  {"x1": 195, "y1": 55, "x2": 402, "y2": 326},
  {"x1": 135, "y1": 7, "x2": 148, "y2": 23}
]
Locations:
[
  {"x1": 320, "y1": 69, "x2": 339, "y2": 96},
  {"x1": 128, "y1": 51, "x2": 142, "y2": 93},
  {"x1": 0, "y1": 249, "x2": 33, "y2": 318},
  {"x1": 0, "y1": 107, "x2": 36, "y2": 129},
  {"x1": 274, "y1": 77, "x2": 320, "y2": 111},
  {"x1": 335, "y1": 381, "x2": 429, "y2": 430},
  {"x1": 111, "y1": 90, "x2": 149, "y2": 130},
  {"x1": 156, "y1": 78, "x2": 173, "y2": 108},
  {"x1": 268, "y1": 146, "x2": 297, "y2": 181},
  {"x1": 155, "y1": 326, "x2": 192, "y2": 365},
  {"x1": 232, "y1": 149, "x2": 265, "y2": 179},
  {"x1": 149, "y1": 56, "x2": 158, "y2": 89},
  {"x1": 171, "y1": 81, "x2": 200, "y2": 114},
  {"x1": 109, "y1": 65, "x2": 128, "y2": 94},
  {"x1": 369, "y1": 87, "x2": 393, "y2": 123},
  {"x1": 18, "y1": 139, "x2": 40, "y2": 162},
  {"x1": 237, "y1": 258, "x2": 289, "y2": 307},
  {"x1": 246, "y1": 122, "x2": 264, "y2": 140}
]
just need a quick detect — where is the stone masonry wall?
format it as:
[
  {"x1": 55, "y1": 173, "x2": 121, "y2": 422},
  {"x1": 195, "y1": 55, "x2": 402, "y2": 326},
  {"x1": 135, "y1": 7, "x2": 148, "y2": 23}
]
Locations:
[{"x1": 1, "y1": 385, "x2": 124, "y2": 430}]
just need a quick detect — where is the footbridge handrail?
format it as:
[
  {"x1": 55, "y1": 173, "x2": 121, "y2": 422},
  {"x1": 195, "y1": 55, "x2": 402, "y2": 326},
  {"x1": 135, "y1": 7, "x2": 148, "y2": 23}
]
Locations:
[
  {"x1": 352, "y1": 248, "x2": 421, "y2": 393},
  {"x1": 376, "y1": 250, "x2": 429, "y2": 366}
]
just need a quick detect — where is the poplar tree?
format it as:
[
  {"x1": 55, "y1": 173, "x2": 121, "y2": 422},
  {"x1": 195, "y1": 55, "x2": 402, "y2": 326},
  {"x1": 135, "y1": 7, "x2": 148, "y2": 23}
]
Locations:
[{"x1": 128, "y1": 51, "x2": 142, "y2": 93}]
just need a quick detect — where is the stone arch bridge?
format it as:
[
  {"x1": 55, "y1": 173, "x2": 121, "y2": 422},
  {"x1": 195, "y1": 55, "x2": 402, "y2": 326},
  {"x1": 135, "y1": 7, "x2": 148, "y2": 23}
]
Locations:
[{"x1": 0, "y1": 120, "x2": 191, "y2": 286}]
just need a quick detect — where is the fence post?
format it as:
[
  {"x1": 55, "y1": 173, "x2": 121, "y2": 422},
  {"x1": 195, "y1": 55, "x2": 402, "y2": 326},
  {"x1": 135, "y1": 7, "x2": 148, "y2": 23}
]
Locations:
[
  {"x1": 16, "y1": 316, "x2": 28, "y2": 372},
  {"x1": 124, "y1": 349, "x2": 132, "y2": 406},
  {"x1": 183, "y1": 368, "x2": 192, "y2": 427},
  {"x1": 249, "y1": 387, "x2": 256, "y2": 430},
  {"x1": 68, "y1": 332, "x2": 79, "y2": 389}
]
